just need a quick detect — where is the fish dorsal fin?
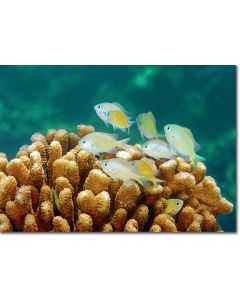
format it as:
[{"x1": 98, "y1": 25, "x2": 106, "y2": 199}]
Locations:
[
  {"x1": 137, "y1": 113, "x2": 144, "y2": 121},
  {"x1": 107, "y1": 132, "x2": 119, "y2": 140},
  {"x1": 113, "y1": 102, "x2": 128, "y2": 114},
  {"x1": 183, "y1": 127, "x2": 201, "y2": 151}
]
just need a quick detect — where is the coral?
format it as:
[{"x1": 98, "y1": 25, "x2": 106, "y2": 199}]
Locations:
[
  {"x1": 23, "y1": 214, "x2": 38, "y2": 232},
  {"x1": 58, "y1": 188, "x2": 74, "y2": 230},
  {"x1": 0, "y1": 125, "x2": 233, "y2": 232},
  {"x1": 76, "y1": 213, "x2": 93, "y2": 232},
  {"x1": 124, "y1": 219, "x2": 139, "y2": 232},
  {"x1": 153, "y1": 214, "x2": 177, "y2": 232},
  {"x1": 52, "y1": 216, "x2": 70, "y2": 232},
  {"x1": 0, "y1": 214, "x2": 13, "y2": 232}
]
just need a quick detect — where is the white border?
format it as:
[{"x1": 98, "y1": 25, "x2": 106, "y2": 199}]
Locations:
[{"x1": 0, "y1": 1, "x2": 239, "y2": 300}]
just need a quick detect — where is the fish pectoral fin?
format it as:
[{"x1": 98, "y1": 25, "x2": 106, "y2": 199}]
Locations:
[{"x1": 113, "y1": 102, "x2": 128, "y2": 114}]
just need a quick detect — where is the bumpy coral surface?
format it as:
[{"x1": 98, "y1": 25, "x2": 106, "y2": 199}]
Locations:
[{"x1": 0, "y1": 125, "x2": 233, "y2": 232}]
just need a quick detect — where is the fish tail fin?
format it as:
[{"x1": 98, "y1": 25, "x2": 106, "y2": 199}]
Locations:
[
  {"x1": 192, "y1": 153, "x2": 206, "y2": 168},
  {"x1": 117, "y1": 138, "x2": 131, "y2": 151},
  {"x1": 127, "y1": 121, "x2": 135, "y2": 134},
  {"x1": 192, "y1": 156, "x2": 197, "y2": 169},
  {"x1": 196, "y1": 154, "x2": 206, "y2": 162}
]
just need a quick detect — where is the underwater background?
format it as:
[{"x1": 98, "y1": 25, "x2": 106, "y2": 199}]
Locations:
[{"x1": 0, "y1": 65, "x2": 236, "y2": 232}]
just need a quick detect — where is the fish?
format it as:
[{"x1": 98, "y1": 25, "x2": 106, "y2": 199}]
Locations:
[
  {"x1": 163, "y1": 199, "x2": 184, "y2": 216},
  {"x1": 100, "y1": 158, "x2": 156, "y2": 186},
  {"x1": 130, "y1": 158, "x2": 164, "y2": 185},
  {"x1": 164, "y1": 124, "x2": 205, "y2": 168},
  {"x1": 94, "y1": 102, "x2": 134, "y2": 132},
  {"x1": 136, "y1": 111, "x2": 163, "y2": 139},
  {"x1": 107, "y1": 110, "x2": 134, "y2": 133},
  {"x1": 94, "y1": 102, "x2": 123, "y2": 127},
  {"x1": 78, "y1": 132, "x2": 131, "y2": 156},
  {"x1": 141, "y1": 139, "x2": 177, "y2": 160}
]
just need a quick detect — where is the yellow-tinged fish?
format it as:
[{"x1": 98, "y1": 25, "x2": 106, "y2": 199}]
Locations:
[
  {"x1": 164, "y1": 124, "x2": 205, "y2": 168},
  {"x1": 137, "y1": 111, "x2": 163, "y2": 139},
  {"x1": 130, "y1": 158, "x2": 164, "y2": 185},
  {"x1": 94, "y1": 102, "x2": 123, "y2": 127},
  {"x1": 78, "y1": 132, "x2": 130, "y2": 156},
  {"x1": 100, "y1": 158, "x2": 158, "y2": 186},
  {"x1": 141, "y1": 139, "x2": 177, "y2": 160},
  {"x1": 94, "y1": 102, "x2": 134, "y2": 132},
  {"x1": 163, "y1": 199, "x2": 184, "y2": 216},
  {"x1": 107, "y1": 110, "x2": 134, "y2": 133}
]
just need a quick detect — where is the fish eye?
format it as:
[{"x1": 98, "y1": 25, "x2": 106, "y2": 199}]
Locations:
[
  {"x1": 177, "y1": 202, "x2": 179, "y2": 205},
  {"x1": 167, "y1": 126, "x2": 170, "y2": 130},
  {"x1": 82, "y1": 140, "x2": 86, "y2": 144},
  {"x1": 144, "y1": 145, "x2": 147, "y2": 148},
  {"x1": 104, "y1": 163, "x2": 107, "y2": 166},
  {"x1": 98, "y1": 105, "x2": 101, "y2": 109}
]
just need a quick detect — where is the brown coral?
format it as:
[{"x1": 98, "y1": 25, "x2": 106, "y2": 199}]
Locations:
[
  {"x1": 75, "y1": 213, "x2": 93, "y2": 232},
  {"x1": 23, "y1": 214, "x2": 38, "y2": 232},
  {"x1": 0, "y1": 214, "x2": 13, "y2": 232},
  {"x1": 53, "y1": 216, "x2": 70, "y2": 232},
  {"x1": 0, "y1": 125, "x2": 233, "y2": 232}
]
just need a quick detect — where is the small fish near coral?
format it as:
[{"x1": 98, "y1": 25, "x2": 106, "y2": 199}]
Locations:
[
  {"x1": 78, "y1": 132, "x2": 130, "y2": 156},
  {"x1": 0, "y1": 119, "x2": 233, "y2": 233},
  {"x1": 137, "y1": 111, "x2": 163, "y2": 139},
  {"x1": 94, "y1": 102, "x2": 134, "y2": 133},
  {"x1": 0, "y1": 103, "x2": 233, "y2": 233},
  {"x1": 164, "y1": 124, "x2": 205, "y2": 168}
]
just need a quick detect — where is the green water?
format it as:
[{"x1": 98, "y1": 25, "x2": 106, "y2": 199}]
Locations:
[{"x1": 0, "y1": 65, "x2": 236, "y2": 232}]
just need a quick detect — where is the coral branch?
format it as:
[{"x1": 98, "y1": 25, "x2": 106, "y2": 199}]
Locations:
[{"x1": 0, "y1": 125, "x2": 233, "y2": 232}]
